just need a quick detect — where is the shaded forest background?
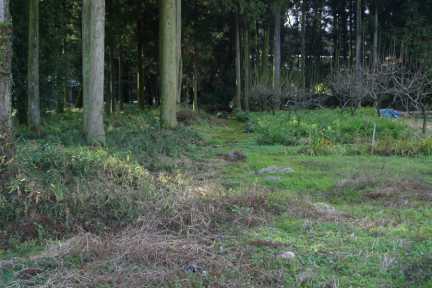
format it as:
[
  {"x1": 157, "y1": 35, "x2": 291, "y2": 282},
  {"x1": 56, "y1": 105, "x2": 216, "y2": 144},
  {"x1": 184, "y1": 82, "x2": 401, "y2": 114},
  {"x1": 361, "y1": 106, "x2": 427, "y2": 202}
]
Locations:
[{"x1": 9, "y1": 0, "x2": 432, "y2": 122}]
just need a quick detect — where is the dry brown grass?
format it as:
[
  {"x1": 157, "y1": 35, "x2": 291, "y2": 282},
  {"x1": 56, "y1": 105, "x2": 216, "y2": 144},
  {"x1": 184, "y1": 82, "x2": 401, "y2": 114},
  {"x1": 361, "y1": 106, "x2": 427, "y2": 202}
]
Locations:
[
  {"x1": 283, "y1": 198, "x2": 352, "y2": 222},
  {"x1": 364, "y1": 179, "x2": 432, "y2": 207},
  {"x1": 333, "y1": 171, "x2": 432, "y2": 208},
  {"x1": 10, "y1": 184, "x2": 280, "y2": 288},
  {"x1": 35, "y1": 231, "x2": 229, "y2": 287}
]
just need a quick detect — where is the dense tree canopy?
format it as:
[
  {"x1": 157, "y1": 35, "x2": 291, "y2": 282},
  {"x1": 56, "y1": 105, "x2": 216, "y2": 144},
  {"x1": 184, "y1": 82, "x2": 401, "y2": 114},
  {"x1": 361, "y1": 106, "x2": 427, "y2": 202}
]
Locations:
[{"x1": 2, "y1": 0, "x2": 432, "y2": 135}]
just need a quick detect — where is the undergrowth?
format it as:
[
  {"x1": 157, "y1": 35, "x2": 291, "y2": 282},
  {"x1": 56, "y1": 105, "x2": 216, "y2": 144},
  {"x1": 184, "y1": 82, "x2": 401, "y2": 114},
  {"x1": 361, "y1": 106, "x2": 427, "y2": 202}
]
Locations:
[
  {"x1": 2, "y1": 108, "x2": 432, "y2": 287},
  {"x1": 1, "y1": 109, "x2": 204, "y2": 242},
  {"x1": 248, "y1": 108, "x2": 432, "y2": 156}
]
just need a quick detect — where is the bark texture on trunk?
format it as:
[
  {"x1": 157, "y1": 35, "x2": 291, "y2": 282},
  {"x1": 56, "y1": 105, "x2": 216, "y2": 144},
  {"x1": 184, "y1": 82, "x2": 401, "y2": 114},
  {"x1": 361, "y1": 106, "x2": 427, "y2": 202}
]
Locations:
[
  {"x1": 82, "y1": 0, "x2": 90, "y2": 127},
  {"x1": 106, "y1": 45, "x2": 114, "y2": 114},
  {"x1": 355, "y1": 0, "x2": 362, "y2": 80},
  {"x1": 272, "y1": 1, "x2": 281, "y2": 109},
  {"x1": 83, "y1": 0, "x2": 106, "y2": 144},
  {"x1": 262, "y1": 25, "x2": 270, "y2": 85},
  {"x1": 243, "y1": 18, "x2": 250, "y2": 112},
  {"x1": 422, "y1": 107, "x2": 427, "y2": 134},
  {"x1": 0, "y1": 0, "x2": 14, "y2": 187},
  {"x1": 160, "y1": 0, "x2": 178, "y2": 129},
  {"x1": 192, "y1": 63, "x2": 198, "y2": 112},
  {"x1": 118, "y1": 56, "x2": 123, "y2": 110},
  {"x1": 301, "y1": 0, "x2": 307, "y2": 89},
  {"x1": 176, "y1": 0, "x2": 182, "y2": 104},
  {"x1": 28, "y1": 0, "x2": 40, "y2": 131},
  {"x1": 0, "y1": 0, "x2": 12, "y2": 130},
  {"x1": 234, "y1": 11, "x2": 242, "y2": 111},
  {"x1": 373, "y1": 1, "x2": 379, "y2": 68},
  {"x1": 137, "y1": 19, "x2": 145, "y2": 110}
]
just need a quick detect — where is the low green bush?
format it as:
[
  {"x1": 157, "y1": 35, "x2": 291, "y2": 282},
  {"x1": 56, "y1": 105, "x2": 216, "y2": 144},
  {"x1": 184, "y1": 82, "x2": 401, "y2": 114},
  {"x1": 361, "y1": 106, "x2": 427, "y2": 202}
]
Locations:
[
  {"x1": 250, "y1": 109, "x2": 412, "y2": 147},
  {"x1": 235, "y1": 111, "x2": 250, "y2": 123},
  {"x1": 373, "y1": 137, "x2": 432, "y2": 157},
  {"x1": 1, "y1": 142, "x2": 157, "y2": 236},
  {"x1": 1, "y1": 109, "x2": 204, "y2": 240}
]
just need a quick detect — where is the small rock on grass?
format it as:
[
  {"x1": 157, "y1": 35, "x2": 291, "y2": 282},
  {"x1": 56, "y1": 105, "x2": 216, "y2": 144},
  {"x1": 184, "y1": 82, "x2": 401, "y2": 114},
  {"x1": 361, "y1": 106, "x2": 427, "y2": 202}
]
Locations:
[
  {"x1": 184, "y1": 263, "x2": 203, "y2": 273},
  {"x1": 257, "y1": 166, "x2": 294, "y2": 175},
  {"x1": 222, "y1": 151, "x2": 247, "y2": 162},
  {"x1": 277, "y1": 251, "x2": 296, "y2": 261},
  {"x1": 312, "y1": 202, "x2": 337, "y2": 214},
  {"x1": 297, "y1": 268, "x2": 315, "y2": 285}
]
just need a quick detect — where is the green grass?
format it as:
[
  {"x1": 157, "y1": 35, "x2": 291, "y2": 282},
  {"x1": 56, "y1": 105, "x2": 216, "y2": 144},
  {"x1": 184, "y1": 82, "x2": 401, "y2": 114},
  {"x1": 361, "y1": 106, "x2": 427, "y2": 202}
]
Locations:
[
  {"x1": 196, "y1": 111, "x2": 432, "y2": 287},
  {"x1": 1, "y1": 109, "x2": 432, "y2": 287},
  {"x1": 246, "y1": 108, "x2": 432, "y2": 157},
  {"x1": 2, "y1": 109, "x2": 203, "y2": 238}
]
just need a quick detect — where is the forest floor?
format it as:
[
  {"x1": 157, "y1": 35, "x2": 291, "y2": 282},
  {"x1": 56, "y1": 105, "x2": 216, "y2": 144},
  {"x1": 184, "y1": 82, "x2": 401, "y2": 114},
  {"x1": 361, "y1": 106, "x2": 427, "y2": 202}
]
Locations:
[{"x1": 1, "y1": 109, "x2": 432, "y2": 287}]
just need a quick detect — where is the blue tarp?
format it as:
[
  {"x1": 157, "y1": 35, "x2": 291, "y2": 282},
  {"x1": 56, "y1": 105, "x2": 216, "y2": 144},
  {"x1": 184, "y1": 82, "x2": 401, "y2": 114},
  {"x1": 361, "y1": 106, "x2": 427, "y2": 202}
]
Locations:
[{"x1": 380, "y1": 109, "x2": 401, "y2": 119}]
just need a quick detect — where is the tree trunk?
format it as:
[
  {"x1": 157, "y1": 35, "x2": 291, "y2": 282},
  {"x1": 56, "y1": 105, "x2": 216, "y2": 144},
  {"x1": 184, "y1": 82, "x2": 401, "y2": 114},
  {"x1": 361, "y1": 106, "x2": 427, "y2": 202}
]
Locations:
[
  {"x1": 82, "y1": 0, "x2": 90, "y2": 125},
  {"x1": 176, "y1": 0, "x2": 182, "y2": 104},
  {"x1": 27, "y1": 0, "x2": 40, "y2": 131},
  {"x1": 348, "y1": 0, "x2": 354, "y2": 68},
  {"x1": 313, "y1": 0, "x2": 323, "y2": 86},
  {"x1": 332, "y1": 4, "x2": 339, "y2": 71},
  {"x1": 192, "y1": 63, "x2": 198, "y2": 112},
  {"x1": 262, "y1": 25, "x2": 270, "y2": 86},
  {"x1": 355, "y1": 0, "x2": 362, "y2": 80},
  {"x1": 83, "y1": 0, "x2": 106, "y2": 144},
  {"x1": 105, "y1": 0, "x2": 114, "y2": 114},
  {"x1": 272, "y1": 1, "x2": 281, "y2": 110},
  {"x1": 56, "y1": 39, "x2": 66, "y2": 114},
  {"x1": 340, "y1": 3, "x2": 348, "y2": 66},
  {"x1": 106, "y1": 46, "x2": 113, "y2": 114},
  {"x1": 0, "y1": 0, "x2": 14, "y2": 185},
  {"x1": 254, "y1": 20, "x2": 259, "y2": 86},
  {"x1": 373, "y1": 1, "x2": 379, "y2": 68},
  {"x1": 137, "y1": 19, "x2": 145, "y2": 110},
  {"x1": 422, "y1": 107, "x2": 427, "y2": 135},
  {"x1": 301, "y1": 0, "x2": 307, "y2": 90},
  {"x1": 160, "y1": 0, "x2": 178, "y2": 129},
  {"x1": 117, "y1": 56, "x2": 123, "y2": 110},
  {"x1": 243, "y1": 17, "x2": 250, "y2": 112},
  {"x1": 233, "y1": 10, "x2": 242, "y2": 111}
]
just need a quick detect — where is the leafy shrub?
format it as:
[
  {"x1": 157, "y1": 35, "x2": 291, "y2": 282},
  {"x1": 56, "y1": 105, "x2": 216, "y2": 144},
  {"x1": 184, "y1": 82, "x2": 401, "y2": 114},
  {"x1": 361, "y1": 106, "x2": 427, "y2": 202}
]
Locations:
[
  {"x1": 298, "y1": 138, "x2": 340, "y2": 156},
  {"x1": 1, "y1": 110, "x2": 204, "y2": 240},
  {"x1": 235, "y1": 111, "x2": 250, "y2": 123},
  {"x1": 373, "y1": 137, "x2": 432, "y2": 156},
  {"x1": 0, "y1": 142, "x2": 157, "y2": 236},
  {"x1": 250, "y1": 109, "x2": 412, "y2": 147}
]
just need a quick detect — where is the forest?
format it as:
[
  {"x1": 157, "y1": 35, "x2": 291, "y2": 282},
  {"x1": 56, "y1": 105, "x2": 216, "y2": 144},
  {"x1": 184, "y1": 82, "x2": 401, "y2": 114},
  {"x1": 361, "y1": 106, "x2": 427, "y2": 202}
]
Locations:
[{"x1": 1, "y1": 0, "x2": 432, "y2": 287}]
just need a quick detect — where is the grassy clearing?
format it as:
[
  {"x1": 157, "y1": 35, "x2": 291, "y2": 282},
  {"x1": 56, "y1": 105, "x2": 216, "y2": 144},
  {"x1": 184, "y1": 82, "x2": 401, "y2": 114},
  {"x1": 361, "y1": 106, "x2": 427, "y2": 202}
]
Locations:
[
  {"x1": 1, "y1": 109, "x2": 432, "y2": 287},
  {"x1": 246, "y1": 109, "x2": 432, "y2": 156},
  {"x1": 197, "y1": 111, "x2": 432, "y2": 287}
]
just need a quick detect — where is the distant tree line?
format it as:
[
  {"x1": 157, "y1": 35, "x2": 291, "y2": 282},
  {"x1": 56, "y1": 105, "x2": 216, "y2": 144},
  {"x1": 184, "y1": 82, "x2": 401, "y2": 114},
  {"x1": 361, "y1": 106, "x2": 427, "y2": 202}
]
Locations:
[{"x1": 1, "y1": 0, "x2": 432, "y2": 165}]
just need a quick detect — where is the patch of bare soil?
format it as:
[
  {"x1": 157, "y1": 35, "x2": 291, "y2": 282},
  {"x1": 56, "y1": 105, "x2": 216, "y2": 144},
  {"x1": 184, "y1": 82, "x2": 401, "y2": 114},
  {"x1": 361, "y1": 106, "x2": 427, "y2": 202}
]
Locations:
[
  {"x1": 364, "y1": 180, "x2": 432, "y2": 207},
  {"x1": 334, "y1": 172, "x2": 432, "y2": 207},
  {"x1": 177, "y1": 110, "x2": 200, "y2": 125},
  {"x1": 273, "y1": 197, "x2": 352, "y2": 223}
]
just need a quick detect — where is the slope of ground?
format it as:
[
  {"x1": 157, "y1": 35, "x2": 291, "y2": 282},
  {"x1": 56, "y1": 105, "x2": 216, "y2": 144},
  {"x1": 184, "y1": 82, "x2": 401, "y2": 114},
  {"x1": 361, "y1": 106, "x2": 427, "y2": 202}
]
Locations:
[{"x1": 1, "y1": 109, "x2": 432, "y2": 287}]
